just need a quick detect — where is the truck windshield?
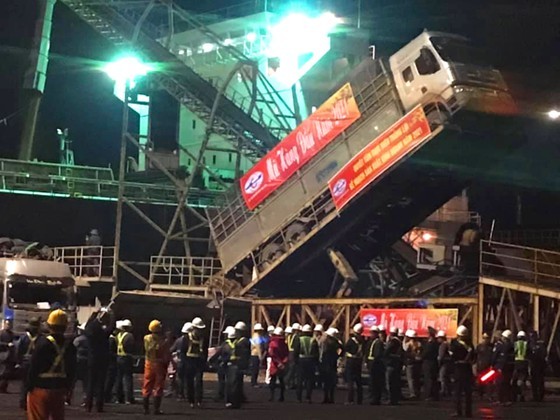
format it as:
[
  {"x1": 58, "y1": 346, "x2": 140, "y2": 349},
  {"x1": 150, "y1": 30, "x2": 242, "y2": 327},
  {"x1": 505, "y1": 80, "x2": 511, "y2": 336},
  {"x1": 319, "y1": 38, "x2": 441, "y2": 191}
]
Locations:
[
  {"x1": 6, "y1": 278, "x2": 76, "y2": 309},
  {"x1": 430, "y1": 36, "x2": 488, "y2": 67}
]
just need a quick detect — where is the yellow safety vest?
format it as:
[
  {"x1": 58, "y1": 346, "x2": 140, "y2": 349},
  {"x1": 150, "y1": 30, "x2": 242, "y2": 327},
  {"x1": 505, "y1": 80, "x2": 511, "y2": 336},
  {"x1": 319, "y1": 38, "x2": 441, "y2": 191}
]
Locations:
[
  {"x1": 300, "y1": 336, "x2": 313, "y2": 358},
  {"x1": 117, "y1": 332, "x2": 130, "y2": 356},
  {"x1": 24, "y1": 332, "x2": 38, "y2": 357},
  {"x1": 367, "y1": 338, "x2": 380, "y2": 361},
  {"x1": 515, "y1": 340, "x2": 527, "y2": 361},
  {"x1": 186, "y1": 332, "x2": 203, "y2": 358},
  {"x1": 287, "y1": 335, "x2": 296, "y2": 351},
  {"x1": 346, "y1": 336, "x2": 363, "y2": 359},
  {"x1": 229, "y1": 338, "x2": 240, "y2": 361},
  {"x1": 144, "y1": 334, "x2": 162, "y2": 362},
  {"x1": 38, "y1": 336, "x2": 67, "y2": 379}
]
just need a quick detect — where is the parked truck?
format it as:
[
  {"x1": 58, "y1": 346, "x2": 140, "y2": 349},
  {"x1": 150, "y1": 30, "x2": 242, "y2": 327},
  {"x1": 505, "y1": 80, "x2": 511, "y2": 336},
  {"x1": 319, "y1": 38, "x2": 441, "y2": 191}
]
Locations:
[{"x1": 207, "y1": 30, "x2": 518, "y2": 295}]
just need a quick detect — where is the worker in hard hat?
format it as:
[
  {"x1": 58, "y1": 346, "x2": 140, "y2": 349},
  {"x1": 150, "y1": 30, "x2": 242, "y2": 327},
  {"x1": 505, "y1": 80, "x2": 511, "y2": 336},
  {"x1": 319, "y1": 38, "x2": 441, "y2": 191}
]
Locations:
[
  {"x1": 437, "y1": 330, "x2": 452, "y2": 398},
  {"x1": 366, "y1": 326, "x2": 384, "y2": 405},
  {"x1": 26, "y1": 309, "x2": 76, "y2": 420},
  {"x1": 528, "y1": 331, "x2": 546, "y2": 402},
  {"x1": 103, "y1": 321, "x2": 120, "y2": 404},
  {"x1": 476, "y1": 332, "x2": 494, "y2": 401},
  {"x1": 84, "y1": 306, "x2": 114, "y2": 413},
  {"x1": 322, "y1": 327, "x2": 342, "y2": 404},
  {"x1": 450, "y1": 325, "x2": 474, "y2": 417},
  {"x1": 268, "y1": 327, "x2": 289, "y2": 402},
  {"x1": 181, "y1": 317, "x2": 207, "y2": 408},
  {"x1": 250, "y1": 323, "x2": 266, "y2": 388},
  {"x1": 378, "y1": 324, "x2": 387, "y2": 343},
  {"x1": 513, "y1": 330, "x2": 529, "y2": 402},
  {"x1": 312, "y1": 325, "x2": 325, "y2": 390},
  {"x1": 225, "y1": 321, "x2": 250, "y2": 408},
  {"x1": 264, "y1": 325, "x2": 275, "y2": 386},
  {"x1": 208, "y1": 326, "x2": 235, "y2": 402},
  {"x1": 171, "y1": 321, "x2": 192, "y2": 401},
  {"x1": 297, "y1": 324, "x2": 319, "y2": 403},
  {"x1": 384, "y1": 327, "x2": 403, "y2": 405},
  {"x1": 286, "y1": 323, "x2": 301, "y2": 390},
  {"x1": 114, "y1": 319, "x2": 135, "y2": 404},
  {"x1": 142, "y1": 319, "x2": 171, "y2": 415},
  {"x1": 17, "y1": 317, "x2": 41, "y2": 410},
  {"x1": 70, "y1": 323, "x2": 89, "y2": 408},
  {"x1": 492, "y1": 329, "x2": 515, "y2": 406},
  {"x1": 344, "y1": 323, "x2": 365, "y2": 405},
  {"x1": 421, "y1": 327, "x2": 439, "y2": 401},
  {"x1": 403, "y1": 329, "x2": 422, "y2": 400}
]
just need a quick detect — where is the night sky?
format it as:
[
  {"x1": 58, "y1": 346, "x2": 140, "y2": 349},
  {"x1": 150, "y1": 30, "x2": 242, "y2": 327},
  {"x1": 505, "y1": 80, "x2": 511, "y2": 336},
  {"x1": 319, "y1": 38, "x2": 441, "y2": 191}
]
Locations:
[{"x1": 1, "y1": 0, "x2": 560, "y2": 247}]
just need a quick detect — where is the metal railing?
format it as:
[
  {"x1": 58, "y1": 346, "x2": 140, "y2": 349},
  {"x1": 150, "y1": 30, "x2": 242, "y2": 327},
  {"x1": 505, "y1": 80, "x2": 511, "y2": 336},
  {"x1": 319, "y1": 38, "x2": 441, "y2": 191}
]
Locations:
[
  {"x1": 426, "y1": 210, "x2": 481, "y2": 225},
  {"x1": 149, "y1": 256, "x2": 222, "y2": 287},
  {"x1": 492, "y1": 229, "x2": 560, "y2": 250},
  {"x1": 480, "y1": 240, "x2": 560, "y2": 288},
  {"x1": 53, "y1": 246, "x2": 116, "y2": 280}
]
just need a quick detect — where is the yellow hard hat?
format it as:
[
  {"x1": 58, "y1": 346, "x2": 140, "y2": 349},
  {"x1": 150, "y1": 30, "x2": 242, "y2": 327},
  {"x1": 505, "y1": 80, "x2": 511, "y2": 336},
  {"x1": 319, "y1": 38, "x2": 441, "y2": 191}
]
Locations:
[
  {"x1": 149, "y1": 319, "x2": 162, "y2": 333},
  {"x1": 47, "y1": 309, "x2": 68, "y2": 327}
]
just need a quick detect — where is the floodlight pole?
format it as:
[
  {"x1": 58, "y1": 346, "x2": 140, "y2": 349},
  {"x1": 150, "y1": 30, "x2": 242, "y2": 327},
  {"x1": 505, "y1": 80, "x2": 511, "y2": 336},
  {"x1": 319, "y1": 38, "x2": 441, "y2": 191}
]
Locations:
[{"x1": 112, "y1": 80, "x2": 131, "y2": 296}]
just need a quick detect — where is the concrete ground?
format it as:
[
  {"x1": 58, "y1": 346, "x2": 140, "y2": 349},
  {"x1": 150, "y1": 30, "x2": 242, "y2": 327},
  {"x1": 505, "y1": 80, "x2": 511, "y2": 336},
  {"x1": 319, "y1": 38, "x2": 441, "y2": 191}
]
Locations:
[{"x1": 2, "y1": 375, "x2": 560, "y2": 419}]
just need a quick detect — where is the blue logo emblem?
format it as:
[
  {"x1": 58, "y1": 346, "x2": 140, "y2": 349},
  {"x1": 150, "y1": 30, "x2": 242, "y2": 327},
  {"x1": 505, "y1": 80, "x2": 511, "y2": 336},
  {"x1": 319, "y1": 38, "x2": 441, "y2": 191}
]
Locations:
[
  {"x1": 332, "y1": 179, "x2": 347, "y2": 197},
  {"x1": 363, "y1": 314, "x2": 377, "y2": 326},
  {"x1": 244, "y1": 171, "x2": 264, "y2": 194}
]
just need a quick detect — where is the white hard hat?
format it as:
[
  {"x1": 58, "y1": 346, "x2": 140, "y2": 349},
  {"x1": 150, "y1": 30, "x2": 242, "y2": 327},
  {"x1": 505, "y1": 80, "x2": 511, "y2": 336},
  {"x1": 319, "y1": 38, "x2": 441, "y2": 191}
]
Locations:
[
  {"x1": 181, "y1": 322, "x2": 193, "y2": 334},
  {"x1": 378, "y1": 325, "x2": 386, "y2": 332},
  {"x1": 436, "y1": 330, "x2": 446, "y2": 338},
  {"x1": 192, "y1": 317, "x2": 206, "y2": 329},
  {"x1": 285, "y1": 326, "x2": 293, "y2": 334},
  {"x1": 405, "y1": 329, "x2": 417, "y2": 338},
  {"x1": 326, "y1": 327, "x2": 339, "y2": 337},
  {"x1": 456, "y1": 325, "x2": 468, "y2": 337},
  {"x1": 121, "y1": 319, "x2": 132, "y2": 328},
  {"x1": 369, "y1": 325, "x2": 379, "y2": 333},
  {"x1": 313, "y1": 324, "x2": 324, "y2": 332},
  {"x1": 223, "y1": 326, "x2": 235, "y2": 335},
  {"x1": 253, "y1": 323, "x2": 264, "y2": 331},
  {"x1": 226, "y1": 326, "x2": 237, "y2": 339},
  {"x1": 389, "y1": 326, "x2": 398, "y2": 334},
  {"x1": 235, "y1": 321, "x2": 247, "y2": 331},
  {"x1": 517, "y1": 330, "x2": 526, "y2": 338},
  {"x1": 502, "y1": 329, "x2": 512, "y2": 339},
  {"x1": 267, "y1": 325, "x2": 275, "y2": 333},
  {"x1": 302, "y1": 324, "x2": 312, "y2": 333},
  {"x1": 292, "y1": 322, "x2": 301, "y2": 331},
  {"x1": 273, "y1": 327, "x2": 284, "y2": 336},
  {"x1": 115, "y1": 320, "x2": 123, "y2": 329},
  {"x1": 353, "y1": 323, "x2": 364, "y2": 334}
]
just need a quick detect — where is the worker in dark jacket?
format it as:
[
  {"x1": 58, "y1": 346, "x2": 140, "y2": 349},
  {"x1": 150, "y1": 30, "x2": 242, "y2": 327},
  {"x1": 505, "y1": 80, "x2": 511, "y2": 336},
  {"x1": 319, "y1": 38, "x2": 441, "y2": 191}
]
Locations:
[
  {"x1": 26, "y1": 309, "x2": 76, "y2": 420},
  {"x1": 104, "y1": 324, "x2": 119, "y2": 403},
  {"x1": 71, "y1": 323, "x2": 89, "y2": 407},
  {"x1": 226, "y1": 321, "x2": 250, "y2": 409},
  {"x1": 297, "y1": 324, "x2": 319, "y2": 403},
  {"x1": 403, "y1": 329, "x2": 422, "y2": 400},
  {"x1": 0, "y1": 317, "x2": 16, "y2": 393},
  {"x1": 114, "y1": 319, "x2": 135, "y2": 404},
  {"x1": 366, "y1": 326, "x2": 384, "y2": 405},
  {"x1": 492, "y1": 329, "x2": 515, "y2": 406},
  {"x1": 321, "y1": 327, "x2": 342, "y2": 404},
  {"x1": 171, "y1": 322, "x2": 192, "y2": 400},
  {"x1": 422, "y1": 327, "x2": 440, "y2": 401},
  {"x1": 84, "y1": 308, "x2": 114, "y2": 413},
  {"x1": 438, "y1": 330, "x2": 453, "y2": 398},
  {"x1": 476, "y1": 332, "x2": 493, "y2": 400},
  {"x1": 208, "y1": 326, "x2": 235, "y2": 401},
  {"x1": 528, "y1": 332, "x2": 546, "y2": 402},
  {"x1": 450, "y1": 325, "x2": 475, "y2": 418},
  {"x1": 181, "y1": 317, "x2": 208, "y2": 408},
  {"x1": 344, "y1": 323, "x2": 365, "y2": 405},
  {"x1": 17, "y1": 317, "x2": 41, "y2": 409},
  {"x1": 513, "y1": 330, "x2": 530, "y2": 402},
  {"x1": 286, "y1": 323, "x2": 301, "y2": 390},
  {"x1": 384, "y1": 327, "x2": 403, "y2": 406}
]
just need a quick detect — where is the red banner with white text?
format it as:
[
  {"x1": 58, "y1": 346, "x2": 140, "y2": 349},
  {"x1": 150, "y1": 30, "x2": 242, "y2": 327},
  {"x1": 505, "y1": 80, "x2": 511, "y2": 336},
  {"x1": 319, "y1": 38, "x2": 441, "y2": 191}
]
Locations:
[
  {"x1": 240, "y1": 83, "x2": 361, "y2": 210},
  {"x1": 328, "y1": 105, "x2": 432, "y2": 210},
  {"x1": 359, "y1": 308, "x2": 459, "y2": 338}
]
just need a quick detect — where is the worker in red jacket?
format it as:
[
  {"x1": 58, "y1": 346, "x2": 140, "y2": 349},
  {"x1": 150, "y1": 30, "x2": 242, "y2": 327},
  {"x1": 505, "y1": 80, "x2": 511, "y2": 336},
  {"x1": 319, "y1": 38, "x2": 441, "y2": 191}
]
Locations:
[{"x1": 268, "y1": 327, "x2": 289, "y2": 402}]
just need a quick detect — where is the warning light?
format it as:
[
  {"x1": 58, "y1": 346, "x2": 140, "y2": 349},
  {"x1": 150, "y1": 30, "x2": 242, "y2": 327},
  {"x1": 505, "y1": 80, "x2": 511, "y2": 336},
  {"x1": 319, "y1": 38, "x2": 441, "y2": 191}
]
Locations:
[
  {"x1": 421, "y1": 232, "x2": 433, "y2": 241},
  {"x1": 479, "y1": 368, "x2": 497, "y2": 384}
]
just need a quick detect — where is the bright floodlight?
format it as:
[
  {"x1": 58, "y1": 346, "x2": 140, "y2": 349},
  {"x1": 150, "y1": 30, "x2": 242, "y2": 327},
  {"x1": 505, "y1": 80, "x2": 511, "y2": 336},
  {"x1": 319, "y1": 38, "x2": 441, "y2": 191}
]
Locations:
[
  {"x1": 548, "y1": 109, "x2": 560, "y2": 120},
  {"x1": 201, "y1": 43, "x2": 214, "y2": 53},
  {"x1": 421, "y1": 232, "x2": 433, "y2": 241},
  {"x1": 103, "y1": 56, "x2": 152, "y2": 87},
  {"x1": 246, "y1": 32, "x2": 257, "y2": 42}
]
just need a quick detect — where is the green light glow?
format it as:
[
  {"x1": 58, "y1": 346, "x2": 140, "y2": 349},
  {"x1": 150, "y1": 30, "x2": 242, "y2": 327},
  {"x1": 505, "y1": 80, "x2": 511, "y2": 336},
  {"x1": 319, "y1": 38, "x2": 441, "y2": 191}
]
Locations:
[{"x1": 103, "y1": 56, "x2": 153, "y2": 87}]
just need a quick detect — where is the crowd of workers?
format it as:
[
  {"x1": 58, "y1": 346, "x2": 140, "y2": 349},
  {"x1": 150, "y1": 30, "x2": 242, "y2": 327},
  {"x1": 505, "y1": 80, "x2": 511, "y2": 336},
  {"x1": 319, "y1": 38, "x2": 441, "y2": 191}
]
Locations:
[{"x1": 0, "y1": 307, "x2": 550, "y2": 419}]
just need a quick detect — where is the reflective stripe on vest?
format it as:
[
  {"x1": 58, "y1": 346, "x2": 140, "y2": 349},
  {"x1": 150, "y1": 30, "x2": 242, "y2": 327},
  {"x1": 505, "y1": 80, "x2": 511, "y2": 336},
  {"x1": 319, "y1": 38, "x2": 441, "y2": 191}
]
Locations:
[
  {"x1": 25, "y1": 332, "x2": 38, "y2": 357},
  {"x1": 144, "y1": 334, "x2": 162, "y2": 362},
  {"x1": 299, "y1": 336, "x2": 313, "y2": 358},
  {"x1": 346, "y1": 336, "x2": 363, "y2": 359},
  {"x1": 515, "y1": 340, "x2": 527, "y2": 361},
  {"x1": 367, "y1": 338, "x2": 380, "y2": 361},
  {"x1": 287, "y1": 335, "x2": 296, "y2": 352},
  {"x1": 38, "y1": 336, "x2": 67, "y2": 379},
  {"x1": 117, "y1": 332, "x2": 129, "y2": 356},
  {"x1": 186, "y1": 332, "x2": 203, "y2": 358},
  {"x1": 229, "y1": 338, "x2": 241, "y2": 361}
]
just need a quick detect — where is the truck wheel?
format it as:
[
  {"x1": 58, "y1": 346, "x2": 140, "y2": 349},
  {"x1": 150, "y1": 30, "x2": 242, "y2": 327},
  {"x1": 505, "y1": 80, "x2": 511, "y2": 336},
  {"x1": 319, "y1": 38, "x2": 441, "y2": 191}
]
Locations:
[
  {"x1": 426, "y1": 108, "x2": 448, "y2": 128},
  {"x1": 259, "y1": 243, "x2": 285, "y2": 270},
  {"x1": 286, "y1": 222, "x2": 309, "y2": 247}
]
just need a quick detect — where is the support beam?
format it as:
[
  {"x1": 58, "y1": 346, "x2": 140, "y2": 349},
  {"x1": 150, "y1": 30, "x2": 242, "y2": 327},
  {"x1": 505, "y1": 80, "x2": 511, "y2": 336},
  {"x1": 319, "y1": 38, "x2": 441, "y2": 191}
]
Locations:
[
  {"x1": 547, "y1": 305, "x2": 560, "y2": 357},
  {"x1": 491, "y1": 288, "x2": 507, "y2": 339},
  {"x1": 533, "y1": 295, "x2": 540, "y2": 333}
]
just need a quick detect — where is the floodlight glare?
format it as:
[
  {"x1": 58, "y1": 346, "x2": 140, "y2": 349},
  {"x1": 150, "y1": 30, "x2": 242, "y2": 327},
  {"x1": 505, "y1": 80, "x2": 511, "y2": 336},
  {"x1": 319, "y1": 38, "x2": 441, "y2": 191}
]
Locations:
[
  {"x1": 103, "y1": 56, "x2": 152, "y2": 87},
  {"x1": 246, "y1": 32, "x2": 257, "y2": 42},
  {"x1": 201, "y1": 43, "x2": 214, "y2": 53},
  {"x1": 548, "y1": 109, "x2": 560, "y2": 120},
  {"x1": 223, "y1": 38, "x2": 234, "y2": 46}
]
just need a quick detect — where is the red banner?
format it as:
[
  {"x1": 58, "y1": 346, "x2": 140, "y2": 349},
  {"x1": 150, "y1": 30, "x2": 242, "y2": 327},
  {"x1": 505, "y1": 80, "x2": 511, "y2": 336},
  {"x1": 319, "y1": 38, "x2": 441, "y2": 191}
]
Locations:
[
  {"x1": 328, "y1": 105, "x2": 432, "y2": 210},
  {"x1": 359, "y1": 308, "x2": 459, "y2": 338},
  {"x1": 240, "y1": 83, "x2": 361, "y2": 210}
]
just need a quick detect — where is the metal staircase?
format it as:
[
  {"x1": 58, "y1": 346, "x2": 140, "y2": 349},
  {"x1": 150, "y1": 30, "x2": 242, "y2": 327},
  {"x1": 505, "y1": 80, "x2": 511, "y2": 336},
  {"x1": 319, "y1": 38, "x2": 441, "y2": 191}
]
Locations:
[{"x1": 61, "y1": 0, "x2": 297, "y2": 159}]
